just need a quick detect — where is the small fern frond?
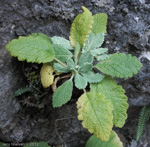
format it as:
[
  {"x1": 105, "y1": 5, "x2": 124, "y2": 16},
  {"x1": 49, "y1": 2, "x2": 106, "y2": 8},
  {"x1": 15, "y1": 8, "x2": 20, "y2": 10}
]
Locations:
[
  {"x1": 13, "y1": 86, "x2": 32, "y2": 98},
  {"x1": 136, "y1": 106, "x2": 150, "y2": 142}
]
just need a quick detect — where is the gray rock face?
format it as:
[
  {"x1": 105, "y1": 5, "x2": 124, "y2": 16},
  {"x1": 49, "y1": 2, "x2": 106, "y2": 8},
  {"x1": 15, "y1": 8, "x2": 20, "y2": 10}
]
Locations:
[
  {"x1": 0, "y1": 0, "x2": 150, "y2": 146},
  {"x1": 0, "y1": 46, "x2": 23, "y2": 139}
]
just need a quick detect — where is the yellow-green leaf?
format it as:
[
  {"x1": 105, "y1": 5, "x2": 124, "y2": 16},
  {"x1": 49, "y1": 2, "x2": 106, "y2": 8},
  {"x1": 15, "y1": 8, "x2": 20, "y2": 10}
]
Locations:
[
  {"x1": 30, "y1": 33, "x2": 53, "y2": 44},
  {"x1": 40, "y1": 64, "x2": 54, "y2": 88},
  {"x1": 69, "y1": 6, "x2": 93, "y2": 48},
  {"x1": 92, "y1": 13, "x2": 107, "y2": 34},
  {"x1": 6, "y1": 35, "x2": 55, "y2": 63},
  {"x1": 86, "y1": 131, "x2": 123, "y2": 147},
  {"x1": 77, "y1": 92, "x2": 113, "y2": 141},
  {"x1": 90, "y1": 76, "x2": 129, "y2": 127}
]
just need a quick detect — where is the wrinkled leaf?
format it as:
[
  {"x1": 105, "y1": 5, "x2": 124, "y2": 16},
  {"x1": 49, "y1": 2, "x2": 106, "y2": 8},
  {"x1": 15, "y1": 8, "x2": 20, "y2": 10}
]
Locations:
[
  {"x1": 90, "y1": 48, "x2": 108, "y2": 56},
  {"x1": 52, "y1": 79, "x2": 73, "y2": 107},
  {"x1": 96, "y1": 54, "x2": 109, "y2": 61},
  {"x1": 92, "y1": 13, "x2": 107, "y2": 34},
  {"x1": 75, "y1": 73, "x2": 87, "y2": 89},
  {"x1": 77, "y1": 92, "x2": 113, "y2": 141},
  {"x1": 69, "y1": 6, "x2": 93, "y2": 47},
  {"x1": 66, "y1": 58, "x2": 75, "y2": 70},
  {"x1": 51, "y1": 36, "x2": 73, "y2": 50},
  {"x1": 95, "y1": 53, "x2": 142, "y2": 78},
  {"x1": 83, "y1": 32, "x2": 104, "y2": 52},
  {"x1": 30, "y1": 33, "x2": 53, "y2": 44},
  {"x1": 79, "y1": 63, "x2": 93, "y2": 73},
  {"x1": 6, "y1": 35, "x2": 55, "y2": 63},
  {"x1": 78, "y1": 52, "x2": 93, "y2": 66},
  {"x1": 90, "y1": 76, "x2": 129, "y2": 127},
  {"x1": 82, "y1": 71, "x2": 104, "y2": 83},
  {"x1": 53, "y1": 44, "x2": 72, "y2": 62}
]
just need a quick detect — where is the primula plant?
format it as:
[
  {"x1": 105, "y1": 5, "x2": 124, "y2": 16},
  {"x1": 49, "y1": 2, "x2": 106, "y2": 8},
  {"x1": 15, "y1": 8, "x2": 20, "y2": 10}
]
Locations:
[{"x1": 6, "y1": 6, "x2": 142, "y2": 146}]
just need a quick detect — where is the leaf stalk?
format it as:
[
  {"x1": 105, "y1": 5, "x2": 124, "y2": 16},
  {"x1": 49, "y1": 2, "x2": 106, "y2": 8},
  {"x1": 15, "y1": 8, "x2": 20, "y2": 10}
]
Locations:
[{"x1": 55, "y1": 58, "x2": 68, "y2": 67}]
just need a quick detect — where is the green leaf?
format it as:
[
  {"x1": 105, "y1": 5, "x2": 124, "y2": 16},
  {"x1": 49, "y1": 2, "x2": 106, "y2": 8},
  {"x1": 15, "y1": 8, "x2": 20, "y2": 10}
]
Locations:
[
  {"x1": 53, "y1": 63, "x2": 70, "y2": 73},
  {"x1": 30, "y1": 33, "x2": 53, "y2": 44},
  {"x1": 90, "y1": 48, "x2": 108, "y2": 56},
  {"x1": 83, "y1": 32, "x2": 104, "y2": 52},
  {"x1": 69, "y1": 6, "x2": 93, "y2": 48},
  {"x1": 75, "y1": 73, "x2": 87, "y2": 89},
  {"x1": 82, "y1": 71, "x2": 104, "y2": 83},
  {"x1": 96, "y1": 54, "x2": 109, "y2": 61},
  {"x1": 77, "y1": 92, "x2": 113, "y2": 141},
  {"x1": 6, "y1": 35, "x2": 55, "y2": 63},
  {"x1": 78, "y1": 52, "x2": 93, "y2": 66},
  {"x1": 53, "y1": 44, "x2": 72, "y2": 62},
  {"x1": 92, "y1": 13, "x2": 108, "y2": 34},
  {"x1": 90, "y1": 76, "x2": 129, "y2": 127},
  {"x1": 95, "y1": 53, "x2": 142, "y2": 78},
  {"x1": 66, "y1": 58, "x2": 75, "y2": 70},
  {"x1": 52, "y1": 79, "x2": 73, "y2": 107},
  {"x1": 79, "y1": 63, "x2": 93, "y2": 73},
  {"x1": 24, "y1": 142, "x2": 51, "y2": 147},
  {"x1": 86, "y1": 131, "x2": 123, "y2": 147},
  {"x1": 51, "y1": 36, "x2": 73, "y2": 50}
]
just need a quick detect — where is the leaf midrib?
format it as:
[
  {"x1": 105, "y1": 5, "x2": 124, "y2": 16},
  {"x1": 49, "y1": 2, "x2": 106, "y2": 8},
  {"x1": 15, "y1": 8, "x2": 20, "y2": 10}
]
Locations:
[{"x1": 85, "y1": 92, "x2": 107, "y2": 139}]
